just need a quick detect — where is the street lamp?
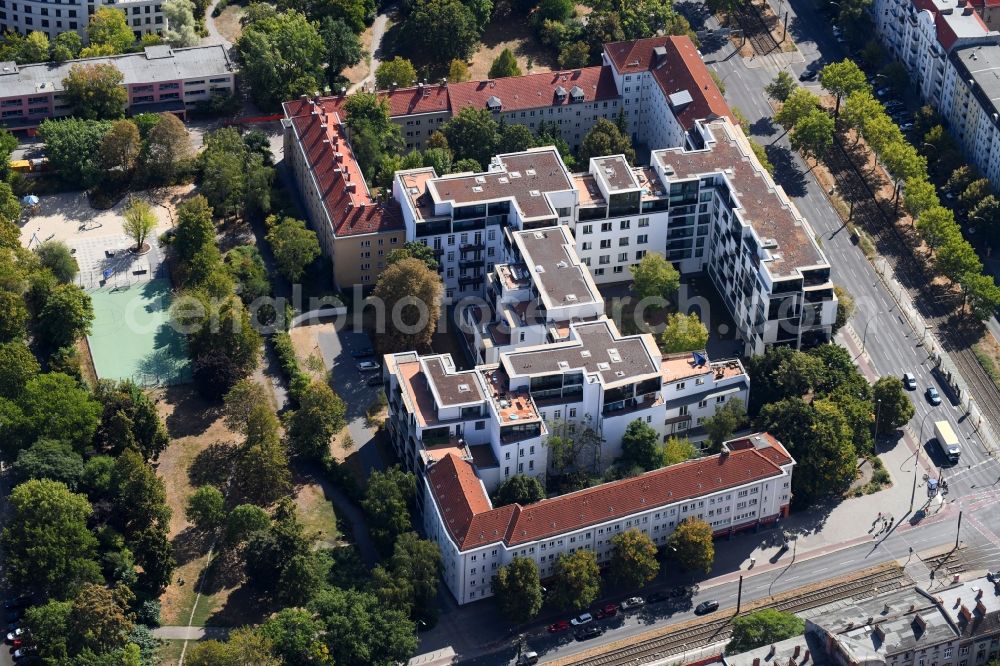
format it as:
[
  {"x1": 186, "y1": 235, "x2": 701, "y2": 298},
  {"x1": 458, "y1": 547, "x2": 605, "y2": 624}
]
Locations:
[
  {"x1": 874, "y1": 399, "x2": 883, "y2": 446},
  {"x1": 910, "y1": 409, "x2": 935, "y2": 513}
]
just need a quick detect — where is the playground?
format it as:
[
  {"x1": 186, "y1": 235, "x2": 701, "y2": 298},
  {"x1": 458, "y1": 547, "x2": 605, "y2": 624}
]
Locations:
[{"x1": 86, "y1": 279, "x2": 191, "y2": 386}]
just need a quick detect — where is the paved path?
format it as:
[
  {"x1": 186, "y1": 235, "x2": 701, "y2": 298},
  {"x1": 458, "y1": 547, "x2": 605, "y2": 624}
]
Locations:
[
  {"x1": 153, "y1": 626, "x2": 230, "y2": 641},
  {"x1": 349, "y1": 7, "x2": 393, "y2": 94},
  {"x1": 202, "y1": 0, "x2": 232, "y2": 47}
]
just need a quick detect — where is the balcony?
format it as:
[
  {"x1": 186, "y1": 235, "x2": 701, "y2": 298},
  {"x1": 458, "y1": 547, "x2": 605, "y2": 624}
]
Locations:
[
  {"x1": 459, "y1": 259, "x2": 481, "y2": 269},
  {"x1": 460, "y1": 243, "x2": 486, "y2": 253},
  {"x1": 459, "y1": 275, "x2": 484, "y2": 286}
]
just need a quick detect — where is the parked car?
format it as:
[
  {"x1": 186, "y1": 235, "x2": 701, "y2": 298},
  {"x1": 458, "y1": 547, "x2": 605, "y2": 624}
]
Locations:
[
  {"x1": 695, "y1": 600, "x2": 720, "y2": 615},
  {"x1": 620, "y1": 596, "x2": 645, "y2": 610},
  {"x1": 570, "y1": 612, "x2": 593, "y2": 626},
  {"x1": 350, "y1": 346, "x2": 375, "y2": 359},
  {"x1": 12, "y1": 647, "x2": 37, "y2": 661},
  {"x1": 547, "y1": 620, "x2": 570, "y2": 633},
  {"x1": 647, "y1": 591, "x2": 669, "y2": 604},
  {"x1": 5, "y1": 628, "x2": 24, "y2": 644},
  {"x1": 575, "y1": 625, "x2": 603, "y2": 641},
  {"x1": 594, "y1": 603, "x2": 618, "y2": 619},
  {"x1": 799, "y1": 67, "x2": 819, "y2": 81},
  {"x1": 356, "y1": 360, "x2": 381, "y2": 372},
  {"x1": 926, "y1": 386, "x2": 942, "y2": 405},
  {"x1": 903, "y1": 373, "x2": 917, "y2": 390},
  {"x1": 517, "y1": 651, "x2": 540, "y2": 665},
  {"x1": 366, "y1": 376, "x2": 383, "y2": 387}
]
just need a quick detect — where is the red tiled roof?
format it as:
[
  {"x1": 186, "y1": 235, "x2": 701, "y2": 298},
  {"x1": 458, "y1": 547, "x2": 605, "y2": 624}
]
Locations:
[
  {"x1": 426, "y1": 433, "x2": 792, "y2": 551},
  {"x1": 447, "y1": 66, "x2": 620, "y2": 114},
  {"x1": 284, "y1": 99, "x2": 404, "y2": 238},
  {"x1": 603, "y1": 36, "x2": 669, "y2": 73},
  {"x1": 652, "y1": 37, "x2": 733, "y2": 129},
  {"x1": 285, "y1": 86, "x2": 450, "y2": 120}
]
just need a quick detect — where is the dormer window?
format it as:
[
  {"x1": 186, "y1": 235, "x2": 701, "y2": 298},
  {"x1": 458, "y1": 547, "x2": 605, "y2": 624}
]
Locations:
[
  {"x1": 555, "y1": 85, "x2": 567, "y2": 101},
  {"x1": 570, "y1": 86, "x2": 584, "y2": 102},
  {"x1": 486, "y1": 95, "x2": 502, "y2": 111}
]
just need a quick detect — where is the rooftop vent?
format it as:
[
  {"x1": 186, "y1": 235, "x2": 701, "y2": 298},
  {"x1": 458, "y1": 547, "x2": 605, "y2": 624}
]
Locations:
[
  {"x1": 565, "y1": 294, "x2": 577, "y2": 302},
  {"x1": 510, "y1": 171, "x2": 522, "y2": 178},
  {"x1": 458, "y1": 383, "x2": 471, "y2": 392},
  {"x1": 761, "y1": 237, "x2": 779, "y2": 249},
  {"x1": 581, "y1": 350, "x2": 592, "y2": 358},
  {"x1": 615, "y1": 370, "x2": 625, "y2": 377},
  {"x1": 556, "y1": 260, "x2": 568, "y2": 268},
  {"x1": 535, "y1": 264, "x2": 545, "y2": 273},
  {"x1": 597, "y1": 362, "x2": 611, "y2": 371},
  {"x1": 533, "y1": 231, "x2": 545, "y2": 239},
  {"x1": 472, "y1": 186, "x2": 483, "y2": 193},
  {"x1": 526, "y1": 169, "x2": 536, "y2": 176},
  {"x1": 558, "y1": 361, "x2": 569, "y2": 369},
  {"x1": 498, "y1": 177, "x2": 509, "y2": 184},
  {"x1": 408, "y1": 187, "x2": 419, "y2": 195},
  {"x1": 529, "y1": 189, "x2": 541, "y2": 197},
  {"x1": 608, "y1": 348, "x2": 622, "y2": 363},
  {"x1": 475, "y1": 176, "x2": 486, "y2": 184}
]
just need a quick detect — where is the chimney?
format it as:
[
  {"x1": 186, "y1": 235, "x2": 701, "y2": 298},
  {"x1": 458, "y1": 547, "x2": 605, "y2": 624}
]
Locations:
[
  {"x1": 769, "y1": 645, "x2": 777, "y2": 657},
  {"x1": 960, "y1": 605, "x2": 973, "y2": 622},
  {"x1": 753, "y1": 659, "x2": 760, "y2": 666},
  {"x1": 794, "y1": 645, "x2": 801, "y2": 658},
  {"x1": 913, "y1": 614, "x2": 927, "y2": 631},
  {"x1": 346, "y1": 183, "x2": 356, "y2": 192},
  {"x1": 975, "y1": 587, "x2": 984, "y2": 599},
  {"x1": 803, "y1": 650, "x2": 811, "y2": 663}
]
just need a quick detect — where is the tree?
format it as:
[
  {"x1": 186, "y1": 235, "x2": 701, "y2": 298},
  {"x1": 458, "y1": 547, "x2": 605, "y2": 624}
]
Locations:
[
  {"x1": 100, "y1": 119, "x2": 141, "y2": 177},
  {"x1": 765, "y1": 71, "x2": 796, "y2": 102},
  {"x1": 727, "y1": 609, "x2": 805, "y2": 654},
  {"x1": 703, "y1": 398, "x2": 747, "y2": 452},
  {"x1": 0, "y1": 294, "x2": 28, "y2": 345},
  {"x1": 372, "y1": 532, "x2": 442, "y2": 625},
  {"x1": 969, "y1": 195, "x2": 1000, "y2": 240},
  {"x1": 235, "y1": 405, "x2": 292, "y2": 505},
  {"x1": 756, "y1": 397, "x2": 857, "y2": 502},
  {"x1": 386, "y1": 241, "x2": 440, "y2": 271},
  {"x1": 37, "y1": 283, "x2": 93, "y2": 349},
  {"x1": 820, "y1": 59, "x2": 868, "y2": 115},
  {"x1": 667, "y1": 517, "x2": 714, "y2": 573},
  {"x1": 94, "y1": 379, "x2": 169, "y2": 459},
  {"x1": 631, "y1": 252, "x2": 679, "y2": 304},
  {"x1": 172, "y1": 195, "x2": 216, "y2": 268},
  {"x1": 791, "y1": 109, "x2": 834, "y2": 162},
  {"x1": 11, "y1": 439, "x2": 85, "y2": 490},
  {"x1": 882, "y1": 141, "x2": 926, "y2": 196},
  {"x1": 497, "y1": 122, "x2": 537, "y2": 154},
  {"x1": 344, "y1": 92, "x2": 404, "y2": 178},
  {"x1": 362, "y1": 466, "x2": 416, "y2": 555},
  {"x1": 937, "y1": 236, "x2": 982, "y2": 284},
  {"x1": 50, "y1": 29, "x2": 82, "y2": 62},
  {"x1": 309, "y1": 587, "x2": 418, "y2": 666},
  {"x1": 916, "y1": 205, "x2": 961, "y2": 252},
  {"x1": 661, "y1": 312, "x2": 708, "y2": 353},
  {"x1": 236, "y1": 9, "x2": 327, "y2": 109},
  {"x1": 260, "y1": 608, "x2": 331, "y2": 665},
  {"x1": 164, "y1": 0, "x2": 200, "y2": 46},
  {"x1": 35, "y1": 240, "x2": 78, "y2": 283},
  {"x1": 550, "y1": 550, "x2": 601, "y2": 611},
  {"x1": 19, "y1": 30, "x2": 50, "y2": 62},
  {"x1": 775, "y1": 88, "x2": 819, "y2": 129},
  {"x1": 537, "y1": 0, "x2": 573, "y2": 20},
  {"x1": 620, "y1": 418, "x2": 664, "y2": 471},
  {"x1": 964, "y1": 272, "x2": 1000, "y2": 320},
  {"x1": 401, "y1": 0, "x2": 480, "y2": 69},
  {"x1": 225, "y1": 503, "x2": 271, "y2": 545},
  {"x1": 441, "y1": 107, "x2": 499, "y2": 170},
  {"x1": 286, "y1": 380, "x2": 347, "y2": 459},
  {"x1": 187, "y1": 627, "x2": 283, "y2": 666},
  {"x1": 661, "y1": 436, "x2": 696, "y2": 466},
  {"x1": 833, "y1": 284, "x2": 854, "y2": 333},
  {"x1": 223, "y1": 379, "x2": 271, "y2": 434},
  {"x1": 903, "y1": 177, "x2": 938, "y2": 220},
  {"x1": 186, "y1": 485, "x2": 227, "y2": 529},
  {"x1": 872, "y1": 376, "x2": 914, "y2": 435},
  {"x1": 122, "y1": 197, "x2": 157, "y2": 253},
  {"x1": 608, "y1": 528, "x2": 659, "y2": 589},
  {"x1": 88, "y1": 7, "x2": 135, "y2": 52},
  {"x1": 141, "y1": 112, "x2": 192, "y2": 184},
  {"x1": 946, "y1": 165, "x2": 977, "y2": 197},
  {"x1": 493, "y1": 557, "x2": 543, "y2": 622},
  {"x1": 62, "y1": 63, "x2": 127, "y2": 120},
  {"x1": 187, "y1": 296, "x2": 263, "y2": 399},
  {"x1": 376, "y1": 56, "x2": 418, "y2": 90},
  {"x1": 111, "y1": 448, "x2": 171, "y2": 537},
  {"x1": 371, "y1": 257, "x2": 443, "y2": 353},
  {"x1": 17, "y1": 372, "x2": 101, "y2": 454},
  {"x1": 489, "y1": 48, "x2": 522, "y2": 78},
  {"x1": 959, "y1": 178, "x2": 992, "y2": 217},
  {"x1": 0, "y1": 341, "x2": 39, "y2": 398},
  {"x1": 558, "y1": 41, "x2": 591, "y2": 69},
  {"x1": 68, "y1": 583, "x2": 135, "y2": 655},
  {"x1": 39, "y1": 118, "x2": 112, "y2": 188},
  {"x1": 200, "y1": 140, "x2": 247, "y2": 218},
  {"x1": 494, "y1": 474, "x2": 545, "y2": 506},
  {"x1": 579, "y1": 117, "x2": 635, "y2": 164},
  {"x1": 266, "y1": 215, "x2": 321, "y2": 282},
  {"x1": 227, "y1": 246, "x2": 272, "y2": 304},
  {"x1": 750, "y1": 139, "x2": 775, "y2": 175},
  {"x1": 24, "y1": 600, "x2": 72, "y2": 663},
  {"x1": 2, "y1": 479, "x2": 99, "y2": 598},
  {"x1": 842, "y1": 89, "x2": 882, "y2": 142},
  {"x1": 321, "y1": 18, "x2": 363, "y2": 81}
]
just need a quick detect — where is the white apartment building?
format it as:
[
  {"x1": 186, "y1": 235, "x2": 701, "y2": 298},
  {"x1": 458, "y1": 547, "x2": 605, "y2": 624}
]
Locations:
[
  {"x1": 423, "y1": 433, "x2": 793, "y2": 605},
  {"x1": 870, "y1": 0, "x2": 1000, "y2": 183},
  {"x1": 0, "y1": 0, "x2": 164, "y2": 42}
]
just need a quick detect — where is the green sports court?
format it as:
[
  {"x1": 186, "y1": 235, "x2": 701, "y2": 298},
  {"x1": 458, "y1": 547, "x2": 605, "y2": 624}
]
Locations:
[{"x1": 86, "y1": 279, "x2": 191, "y2": 386}]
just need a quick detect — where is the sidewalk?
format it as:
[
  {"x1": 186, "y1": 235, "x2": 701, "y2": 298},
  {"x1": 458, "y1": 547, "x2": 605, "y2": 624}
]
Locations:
[{"x1": 152, "y1": 626, "x2": 229, "y2": 640}]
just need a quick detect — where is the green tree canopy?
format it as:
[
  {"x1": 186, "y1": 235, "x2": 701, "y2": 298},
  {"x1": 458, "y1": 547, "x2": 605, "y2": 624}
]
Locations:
[
  {"x1": 63, "y1": 62, "x2": 127, "y2": 120},
  {"x1": 100, "y1": 119, "x2": 142, "y2": 176},
  {"x1": 661, "y1": 312, "x2": 709, "y2": 353},
  {"x1": 88, "y1": 7, "x2": 135, "y2": 53},
  {"x1": 265, "y1": 215, "x2": 321, "y2": 282},
  {"x1": 550, "y1": 549, "x2": 601, "y2": 611},
  {"x1": 94, "y1": 378, "x2": 169, "y2": 460},
  {"x1": 362, "y1": 466, "x2": 416, "y2": 555},
  {"x1": 322, "y1": 17, "x2": 364, "y2": 82},
  {"x1": 493, "y1": 474, "x2": 545, "y2": 506},
  {"x1": 493, "y1": 556, "x2": 543, "y2": 622},
  {"x1": 286, "y1": 380, "x2": 347, "y2": 459},
  {"x1": 11, "y1": 439, "x2": 85, "y2": 490},
  {"x1": 631, "y1": 252, "x2": 679, "y2": 304},
  {"x1": 703, "y1": 398, "x2": 747, "y2": 452},
  {"x1": 371, "y1": 257, "x2": 443, "y2": 353},
  {"x1": 667, "y1": 517, "x2": 714, "y2": 573},
  {"x1": 579, "y1": 117, "x2": 635, "y2": 164},
  {"x1": 775, "y1": 87, "x2": 819, "y2": 129},
  {"x1": 39, "y1": 118, "x2": 113, "y2": 188},
  {"x1": 489, "y1": 48, "x2": 522, "y2": 78},
  {"x1": 727, "y1": 609, "x2": 805, "y2": 654},
  {"x1": 765, "y1": 71, "x2": 797, "y2": 102},
  {"x1": 790, "y1": 109, "x2": 835, "y2": 161},
  {"x1": 34, "y1": 240, "x2": 78, "y2": 284},
  {"x1": 819, "y1": 59, "x2": 868, "y2": 114},
  {"x1": 386, "y1": 241, "x2": 440, "y2": 271},
  {"x1": 0, "y1": 341, "x2": 39, "y2": 398},
  {"x1": 2, "y1": 479, "x2": 100, "y2": 598},
  {"x1": 260, "y1": 608, "x2": 331, "y2": 665},
  {"x1": 400, "y1": 0, "x2": 480, "y2": 70},
  {"x1": 37, "y1": 283, "x2": 93, "y2": 349},
  {"x1": 186, "y1": 485, "x2": 227, "y2": 529},
  {"x1": 442, "y1": 107, "x2": 500, "y2": 169},
  {"x1": 376, "y1": 56, "x2": 418, "y2": 90},
  {"x1": 18, "y1": 372, "x2": 101, "y2": 454},
  {"x1": 371, "y1": 532, "x2": 442, "y2": 626},
  {"x1": 309, "y1": 586, "x2": 418, "y2": 666},
  {"x1": 620, "y1": 418, "x2": 665, "y2": 471},
  {"x1": 608, "y1": 528, "x2": 659, "y2": 589},
  {"x1": 236, "y1": 8, "x2": 327, "y2": 109},
  {"x1": 872, "y1": 376, "x2": 914, "y2": 435}
]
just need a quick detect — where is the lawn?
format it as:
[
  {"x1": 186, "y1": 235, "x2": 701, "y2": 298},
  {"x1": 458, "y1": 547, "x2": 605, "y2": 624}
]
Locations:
[{"x1": 467, "y1": 13, "x2": 556, "y2": 80}]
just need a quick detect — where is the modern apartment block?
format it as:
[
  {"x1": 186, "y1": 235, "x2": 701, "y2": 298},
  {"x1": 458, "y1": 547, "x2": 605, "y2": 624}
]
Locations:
[
  {"x1": 420, "y1": 433, "x2": 792, "y2": 604},
  {"x1": 870, "y1": 0, "x2": 1000, "y2": 183},
  {"x1": 0, "y1": 0, "x2": 164, "y2": 43},
  {"x1": 0, "y1": 44, "x2": 236, "y2": 130}
]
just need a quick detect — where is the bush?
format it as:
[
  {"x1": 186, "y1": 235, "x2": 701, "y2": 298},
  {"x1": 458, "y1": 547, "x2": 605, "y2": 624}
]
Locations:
[{"x1": 272, "y1": 331, "x2": 309, "y2": 404}]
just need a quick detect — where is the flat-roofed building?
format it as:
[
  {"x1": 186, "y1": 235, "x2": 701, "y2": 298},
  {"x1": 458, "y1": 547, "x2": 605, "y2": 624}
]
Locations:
[
  {"x1": 0, "y1": 45, "x2": 235, "y2": 130},
  {"x1": 423, "y1": 432, "x2": 793, "y2": 604},
  {"x1": 0, "y1": 0, "x2": 164, "y2": 43}
]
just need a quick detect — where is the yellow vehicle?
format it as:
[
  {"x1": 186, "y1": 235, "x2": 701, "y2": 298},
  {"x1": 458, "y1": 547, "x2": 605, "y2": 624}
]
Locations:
[{"x1": 9, "y1": 159, "x2": 31, "y2": 173}]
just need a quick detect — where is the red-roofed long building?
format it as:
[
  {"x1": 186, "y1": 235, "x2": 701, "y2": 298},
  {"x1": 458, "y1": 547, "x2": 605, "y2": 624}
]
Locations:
[{"x1": 422, "y1": 433, "x2": 792, "y2": 605}]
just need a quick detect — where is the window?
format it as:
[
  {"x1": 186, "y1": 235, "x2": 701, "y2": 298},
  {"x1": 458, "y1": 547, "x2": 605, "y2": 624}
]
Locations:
[
  {"x1": 639, "y1": 217, "x2": 650, "y2": 226},
  {"x1": 582, "y1": 242, "x2": 592, "y2": 250},
  {"x1": 601, "y1": 222, "x2": 612, "y2": 232},
  {"x1": 475, "y1": 421, "x2": 485, "y2": 430},
  {"x1": 676, "y1": 382, "x2": 686, "y2": 390},
  {"x1": 599, "y1": 255, "x2": 610, "y2": 265},
  {"x1": 614, "y1": 266, "x2": 624, "y2": 273},
  {"x1": 635, "y1": 250, "x2": 646, "y2": 260},
  {"x1": 619, "y1": 238, "x2": 629, "y2": 246},
  {"x1": 582, "y1": 224, "x2": 592, "y2": 234},
  {"x1": 600, "y1": 239, "x2": 611, "y2": 249},
  {"x1": 569, "y1": 408, "x2": 576, "y2": 417},
  {"x1": 618, "y1": 252, "x2": 628, "y2": 262},
  {"x1": 620, "y1": 220, "x2": 630, "y2": 230},
  {"x1": 637, "y1": 234, "x2": 648, "y2": 244}
]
